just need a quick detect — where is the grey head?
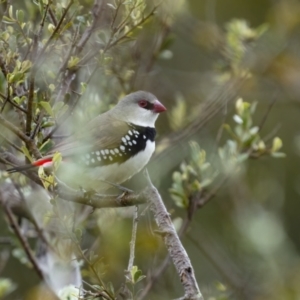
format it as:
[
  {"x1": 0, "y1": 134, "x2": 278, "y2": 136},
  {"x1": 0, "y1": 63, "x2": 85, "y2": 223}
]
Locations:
[{"x1": 111, "y1": 91, "x2": 166, "y2": 127}]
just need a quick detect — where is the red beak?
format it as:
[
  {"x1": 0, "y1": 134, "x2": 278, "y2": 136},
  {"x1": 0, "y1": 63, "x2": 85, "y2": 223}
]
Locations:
[{"x1": 153, "y1": 100, "x2": 167, "y2": 113}]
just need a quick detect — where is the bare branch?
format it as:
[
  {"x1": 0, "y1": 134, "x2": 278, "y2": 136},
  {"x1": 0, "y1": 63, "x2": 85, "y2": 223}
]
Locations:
[
  {"x1": 76, "y1": 0, "x2": 106, "y2": 54},
  {"x1": 0, "y1": 114, "x2": 31, "y2": 142},
  {"x1": 56, "y1": 182, "x2": 146, "y2": 208},
  {"x1": 1, "y1": 202, "x2": 44, "y2": 280},
  {"x1": 143, "y1": 170, "x2": 203, "y2": 300}
]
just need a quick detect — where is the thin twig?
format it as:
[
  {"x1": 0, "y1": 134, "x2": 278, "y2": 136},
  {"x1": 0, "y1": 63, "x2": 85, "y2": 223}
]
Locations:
[
  {"x1": 105, "y1": 6, "x2": 157, "y2": 52},
  {"x1": 6, "y1": 98, "x2": 28, "y2": 114},
  {"x1": 0, "y1": 133, "x2": 22, "y2": 153},
  {"x1": 35, "y1": 0, "x2": 74, "y2": 66},
  {"x1": 76, "y1": 0, "x2": 105, "y2": 53},
  {"x1": 55, "y1": 210, "x2": 113, "y2": 300},
  {"x1": 48, "y1": 7, "x2": 58, "y2": 27},
  {"x1": 258, "y1": 95, "x2": 278, "y2": 133},
  {"x1": 1, "y1": 203, "x2": 44, "y2": 279},
  {"x1": 127, "y1": 206, "x2": 139, "y2": 273},
  {"x1": 0, "y1": 114, "x2": 31, "y2": 142},
  {"x1": 42, "y1": 63, "x2": 99, "y2": 142},
  {"x1": 30, "y1": 111, "x2": 44, "y2": 139}
]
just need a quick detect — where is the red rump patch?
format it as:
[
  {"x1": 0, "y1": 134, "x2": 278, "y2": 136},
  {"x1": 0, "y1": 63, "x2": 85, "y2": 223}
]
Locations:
[{"x1": 33, "y1": 158, "x2": 53, "y2": 167}]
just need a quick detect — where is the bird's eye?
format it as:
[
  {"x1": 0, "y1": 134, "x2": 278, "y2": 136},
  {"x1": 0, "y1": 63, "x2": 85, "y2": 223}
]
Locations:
[{"x1": 138, "y1": 100, "x2": 148, "y2": 108}]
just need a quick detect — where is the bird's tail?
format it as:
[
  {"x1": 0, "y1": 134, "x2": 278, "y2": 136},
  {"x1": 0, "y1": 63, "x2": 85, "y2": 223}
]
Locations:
[
  {"x1": 7, "y1": 164, "x2": 36, "y2": 173},
  {"x1": 7, "y1": 158, "x2": 53, "y2": 173}
]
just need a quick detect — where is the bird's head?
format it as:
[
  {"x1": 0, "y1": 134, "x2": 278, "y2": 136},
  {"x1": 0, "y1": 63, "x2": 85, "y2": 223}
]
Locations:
[{"x1": 112, "y1": 91, "x2": 166, "y2": 127}]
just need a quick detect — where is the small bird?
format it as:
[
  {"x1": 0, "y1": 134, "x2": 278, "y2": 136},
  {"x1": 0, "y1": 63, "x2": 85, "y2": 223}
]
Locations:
[{"x1": 8, "y1": 91, "x2": 166, "y2": 189}]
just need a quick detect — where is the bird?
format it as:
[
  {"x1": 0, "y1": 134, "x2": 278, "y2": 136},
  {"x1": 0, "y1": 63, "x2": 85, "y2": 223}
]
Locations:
[{"x1": 8, "y1": 91, "x2": 166, "y2": 190}]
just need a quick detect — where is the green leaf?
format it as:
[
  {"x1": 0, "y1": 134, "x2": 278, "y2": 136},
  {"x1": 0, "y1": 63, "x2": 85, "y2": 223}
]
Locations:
[
  {"x1": 233, "y1": 114, "x2": 243, "y2": 124},
  {"x1": 67, "y1": 56, "x2": 80, "y2": 69},
  {"x1": 80, "y1": 82, "x2": 87, "y2": 94},
  {"x1": 21, "y1": 145, "x2": 32, "y2": 162},
  {"x1": 133, "y1": 269, "x2": 142, "y2": 283},
  {"x1": 16, "y1": 10, "x2": 24, "y2": 23},
  {"x1": 8, "y1": 5, "x2": 13, "y2": 19},
  {"x1": 52, "y1": 152, "x2": 62, "y2": 171},
  {"x1": 272, "y1": 137, "x2": 283, "y2": 152},
  {"x1": 40, "y1": 101, "x2": 54, "y2": 117},
  {"x1": 129, "y1": 266, "x2": 145, "y2": 284},
  {"x1": 2, "y1": 16, "x2": 15, "y2": 24},
  {"x1": 21, "y1": 60, "x2": 32, "y2": 72}
]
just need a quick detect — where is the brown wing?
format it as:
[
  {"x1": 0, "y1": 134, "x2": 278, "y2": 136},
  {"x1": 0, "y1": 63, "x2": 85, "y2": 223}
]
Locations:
[{"x1": 47, "y1": 112, "x2": 130, "y2": 158}]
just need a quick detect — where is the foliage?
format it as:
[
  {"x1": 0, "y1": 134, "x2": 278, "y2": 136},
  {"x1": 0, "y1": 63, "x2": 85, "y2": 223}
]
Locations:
[
  {"x1": 0, "y1": 0, "x2": 298, "y2": 299},
  {"x1": 170, "y1": 141, "x2": 217, "y2": 208},
  {"x1": 170, "y1": 96, "x2": 284, "y2": 211}
]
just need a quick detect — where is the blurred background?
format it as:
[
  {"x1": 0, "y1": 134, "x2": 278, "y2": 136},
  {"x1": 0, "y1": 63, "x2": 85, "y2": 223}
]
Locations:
[{"x1": 1, "y1": 0, "x2": 300, "y2": 299}]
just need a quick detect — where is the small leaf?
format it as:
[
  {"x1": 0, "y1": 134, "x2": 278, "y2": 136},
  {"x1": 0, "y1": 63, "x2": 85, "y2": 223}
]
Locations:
[
  {"x1": 233, "y1": 114, "x2": 243, "y2": 124},
  {"x1": 52, "y1": 152, "x2": 62, "y2": 171},
  {"x1": 133, "y1": 269, "x2": 142, "y2": 283},
  {"x1": 257, "y1": 140, "x2": 266, "y2": 150},
  {"x1": 2, "y1": 16, "x2": 15, "y2": 24},
  {"x1": 16, "y1": 10, "x2": 24, "y2": 23},
  {"x1": 80, "y1": 82, "x2": 87, "y2": 94},
  {"x1": 21, "y1": 60, "x2": 32, "y2": 72},
  {"x1": 40, "y1": 101, "x2": 54, "y2": 117},
  {"x1": 67, "y1": 56, "x2": 80, "y2": 69},
  {"x1": 235, "y1": 98, "x2": 244, "y2": 114},
  {"x1": 272, "y1": 137, "x2": 283, "y2": 152},
  {"x1": 8, "y1": 5, "x2": 13, "y2": 19},
  {"x1": 21, "y1": 145, "x2": 32, "y2": 162},
  {"x1": 49, "y1": 84, "x2": 55, "y2": 92},
  {"x1": 107, "y1": 3, "x2": 116, "y2": 9},
  {"x1": 249, "y1": 126, "x2": 259, "y2": 135}
]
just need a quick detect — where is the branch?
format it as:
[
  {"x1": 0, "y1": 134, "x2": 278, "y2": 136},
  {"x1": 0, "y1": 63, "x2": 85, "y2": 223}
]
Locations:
[
  {"x1": 105, "y1": 5, "x2": 157, "y2": 52},
  {"x1": 1, "y1": 202, "x2": 44, "y2": 280},
  {"x1": 0, "y1": 132, "x2": 23, "y2": 153},
  {"x1": 35, "y1": 0, "x2": 74, "y2": 66},
  {"x1": 56, "y1": 182, "x2": 146, "y2": 208},
  {"x1": 0, "y1": 114, "x2": 31, "y2": 142},
  {"x1": 76, "y1": 0, "x2": 105, "y2": 54},
  {"x1": 0, "y1": 152, "x2": 42, "y2": 186},
  {"x1": 143, "y1": 170, "x2": 203, "y2": 300}
]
